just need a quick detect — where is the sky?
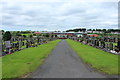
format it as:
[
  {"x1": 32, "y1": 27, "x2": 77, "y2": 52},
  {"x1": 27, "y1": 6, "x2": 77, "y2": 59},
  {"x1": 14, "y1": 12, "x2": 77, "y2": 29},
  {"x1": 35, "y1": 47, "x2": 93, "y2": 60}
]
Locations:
[{"x1": 0, "y1": 0, "x2": 119, "y2": 31}]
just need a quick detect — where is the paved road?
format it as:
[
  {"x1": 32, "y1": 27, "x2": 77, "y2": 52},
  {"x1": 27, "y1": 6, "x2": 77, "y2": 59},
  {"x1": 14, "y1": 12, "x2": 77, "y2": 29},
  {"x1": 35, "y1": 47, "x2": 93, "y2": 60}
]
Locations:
[{"x1": 29, "y1": 40, "x2": 107, "y2": 78}]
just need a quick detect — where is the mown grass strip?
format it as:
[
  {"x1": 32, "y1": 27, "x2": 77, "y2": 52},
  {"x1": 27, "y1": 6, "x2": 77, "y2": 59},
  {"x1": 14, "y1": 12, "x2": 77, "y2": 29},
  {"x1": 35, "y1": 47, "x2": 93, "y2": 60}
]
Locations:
[
  {"x1": 67, "y1": 39, "x2": 119, "y2": 75},
  {"x1": 2, "y1": 40, "x2": 61, "y2": 78},
  {"x1": 0, "y1": 57, "x2": 2, "y2": 80}
]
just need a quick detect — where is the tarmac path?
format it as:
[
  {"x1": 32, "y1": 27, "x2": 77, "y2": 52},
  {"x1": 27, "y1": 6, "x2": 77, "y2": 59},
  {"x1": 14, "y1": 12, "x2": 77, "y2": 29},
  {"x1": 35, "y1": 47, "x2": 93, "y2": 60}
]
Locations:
[{"x1": 29, "y1": 40, "x2": 107, "y2": 78}]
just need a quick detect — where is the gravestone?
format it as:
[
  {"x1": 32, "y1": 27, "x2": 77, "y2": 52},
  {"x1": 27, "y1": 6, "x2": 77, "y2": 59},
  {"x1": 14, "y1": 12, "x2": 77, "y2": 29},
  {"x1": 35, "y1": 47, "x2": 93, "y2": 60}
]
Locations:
[
  {"x1": 113, "y1": 37, "x2": 116, "y2": 43},
  {"x1": 86, "y1": 39, "x2": 89, "y2": 44},
  {"x1": 94, "y1": 40, "x2": 97, "y2": 46},
  {"x1": 105, "y1": 42, "x2": 109, "y2": 50},
  {"x1": 19, "y1": 40, "x2": 22, "y2": 50},
  {"x1": 117, "y1": 38, "x2": 120, "y2": 51},
  {"x1": 22, "y1": 42, "x2": 25, "y2": 46},
  {"x1": 96, "y1": 40, "x2": 99, "y2": 47},
  {"x1": 12, "y1": 43, "x2": 16, "y2": 51},
  {"x1": 103, "y1": 42, "x2": 105, "y2": 48},
  {"x1": 26, "y1": 40, "x2": 29, "y2": 48},
  {"x1": 16, "y1": 42, "x2": 19, "y2": 50},
  {"x1": 109, "y1": 42, "x2": 113, "y2": 50},
  {"x1": 5, "y1": 41, "x2": 11, "y2": 48},
  {"x1": 92, "y1": 39, "x2": 96, "y2": 46},
  {"x1": 101, "y1": 41, "x2": 105, "y2": 48}
]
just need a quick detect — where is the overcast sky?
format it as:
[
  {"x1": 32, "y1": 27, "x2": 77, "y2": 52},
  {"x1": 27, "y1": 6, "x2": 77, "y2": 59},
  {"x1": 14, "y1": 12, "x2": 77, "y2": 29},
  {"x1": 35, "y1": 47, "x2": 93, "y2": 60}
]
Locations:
[{"x1": 0, "y1": 0, "x2": 119, "y2": 31}]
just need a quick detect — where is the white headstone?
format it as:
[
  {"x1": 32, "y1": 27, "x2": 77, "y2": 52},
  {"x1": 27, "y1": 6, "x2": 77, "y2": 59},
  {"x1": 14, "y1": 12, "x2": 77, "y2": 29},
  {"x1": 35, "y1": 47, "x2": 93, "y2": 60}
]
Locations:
[
  {"x1": 19, "y1": 41, "x2": 22, "y2": 49},
  {"x1": 5, "y1": 41, "x2": 11, "y2": 48}
]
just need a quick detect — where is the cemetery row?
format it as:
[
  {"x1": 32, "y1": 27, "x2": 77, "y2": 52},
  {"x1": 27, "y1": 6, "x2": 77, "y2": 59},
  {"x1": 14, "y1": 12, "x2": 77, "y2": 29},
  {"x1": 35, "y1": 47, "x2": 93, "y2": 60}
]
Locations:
[
  {"x1": 1, "y1": 33, "x2": 57, "y2": 56},
  {"x1": 70, "y1": 36, "x2": 120, "y2": 55}
]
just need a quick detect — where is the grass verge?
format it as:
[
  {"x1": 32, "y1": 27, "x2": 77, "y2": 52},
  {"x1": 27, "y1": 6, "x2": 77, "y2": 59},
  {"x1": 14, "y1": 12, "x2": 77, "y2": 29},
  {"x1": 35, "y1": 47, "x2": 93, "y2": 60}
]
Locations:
[
  {"x1": 67, "y1": 39, "x2": 119, "y2": 75},
  {"x1": 0, "y1": 57, "x2": 2, "y2": 80},
  {"x1": 2, "y1": 40, "x2": 61, "y2": 78}
]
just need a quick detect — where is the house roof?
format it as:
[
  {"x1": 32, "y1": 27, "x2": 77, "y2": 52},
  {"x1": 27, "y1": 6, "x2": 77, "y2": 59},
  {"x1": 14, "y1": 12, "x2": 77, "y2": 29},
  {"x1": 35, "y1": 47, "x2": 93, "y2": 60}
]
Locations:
[{"x1": 87, "y1": 34, "x2": 99, "y2": 37}]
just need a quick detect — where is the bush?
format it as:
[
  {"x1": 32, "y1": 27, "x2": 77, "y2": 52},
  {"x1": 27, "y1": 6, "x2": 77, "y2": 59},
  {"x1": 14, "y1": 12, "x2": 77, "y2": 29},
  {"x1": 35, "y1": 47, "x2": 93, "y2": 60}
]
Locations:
[{"x1": 3, "y1": 31, "x2": 11, "y2": 41}]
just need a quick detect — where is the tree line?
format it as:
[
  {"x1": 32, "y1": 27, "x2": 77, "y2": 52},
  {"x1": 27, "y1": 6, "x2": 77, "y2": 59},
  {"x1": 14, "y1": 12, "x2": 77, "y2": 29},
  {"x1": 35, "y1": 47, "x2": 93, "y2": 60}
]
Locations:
[{"x1": 66, "y1": 28, "x2": 120, "y2": 33}]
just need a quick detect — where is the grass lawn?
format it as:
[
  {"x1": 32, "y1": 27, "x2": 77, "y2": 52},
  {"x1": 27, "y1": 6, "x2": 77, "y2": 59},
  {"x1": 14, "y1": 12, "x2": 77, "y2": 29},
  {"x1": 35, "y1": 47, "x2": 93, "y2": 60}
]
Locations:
[
  {"x1": 21, "y1": 34, "x2": 32, "y2": 37},
  {"x1": 67, "y1": 39, "x2": 119, "y2": 75},
  {"x1": 0, "y1": 57, "x2": 2, "y2": 80},
  {"x1": 2, "y1": 40, "x2": 61, "y2": 78},
  {"x1": 113, "y1": 43, "x2": 117, "y2": 46}
]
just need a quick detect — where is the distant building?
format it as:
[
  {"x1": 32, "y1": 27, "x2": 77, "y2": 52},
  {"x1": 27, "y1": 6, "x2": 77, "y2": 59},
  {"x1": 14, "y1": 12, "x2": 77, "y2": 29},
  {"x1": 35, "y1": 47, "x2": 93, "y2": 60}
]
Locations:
[
  {"x1": 87, "y1": 31, "x2": 103, "y2": 33},
  {"x1": 87, "y1": 34, "x2": 99, "y2": 37},
  {"x1": 34, "y1": 32, "x2": 41, "y2": 34},
  {"x1": 35, "y1": 31, "x2": 87, "y2": 39}
]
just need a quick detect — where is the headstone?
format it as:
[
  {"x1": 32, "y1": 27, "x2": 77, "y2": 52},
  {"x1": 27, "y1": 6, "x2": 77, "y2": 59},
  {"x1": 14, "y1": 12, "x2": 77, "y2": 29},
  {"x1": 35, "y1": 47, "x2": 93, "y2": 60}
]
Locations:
[
  {"x1": 103, "y1": 42, "x2": 105, "y2": 48},
  {"x1": 19, "y1": 40, "x2": 22, "y2": 49},
  {"x1": 26, "y1": 40, "x2": 29, "y2": 48},
  {"x1": 101, "y1": 41, "x2": 103, "y2": 48},
  {"x1": 94, "y1": 40, "x2": 97, "y2": 46},
  {"x1": 96, "y1": 40, "x2": 99, "y2": 47},
  {"x1": 22, "y1": 42, "x2": 25, "y2": 46},
  {"x1": 13, "y1": 43, "x2": 16, "y2": 48},
  {"x1": 105, "y1": 42, "x2": 109, "y2": 50},
  {"x1": 92, "y1": 39, "x2": 95, "y2": 46},
  {"x1": 109, "y1": 42, "x2": 113, "y2": 50},
  {"x1": 113, "y1": 37, "x2": 116, "y2": 43},
  {"x1": 117, "y1": 38, "x2": 120, "y2": 51},
  {"x1": 5, "y1": 41, "x2": 11, "y2": 48},
  {"x1": 86, "y1": 39, "x2": 89, "y2": 44},
  {"x1": 16, "y1": 42, "x2": 19, "y2": 50}
]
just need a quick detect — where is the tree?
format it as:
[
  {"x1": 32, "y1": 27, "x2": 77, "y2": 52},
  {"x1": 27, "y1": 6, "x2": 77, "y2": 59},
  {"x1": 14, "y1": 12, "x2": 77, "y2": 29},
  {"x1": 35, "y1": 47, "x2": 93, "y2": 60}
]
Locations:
[
  {"x1": 92, "y1": 29, "x2": 95, "y2": 33},
  {"x1": 93, "y1": 29, "x2": 95, "y2": 31},
  {"x1": 17, "y1": 34, "x2": 22, "y2": 36},
  {"x1": 33, "y1": 34, "x2": 36, "y2": 36},
  {"x1": 45, "y1": 34, "x2": 50, "y2": 37},
  {"x1": 87, "y1": 29, "x2": 92, "y2": 31},
  {"x1": 3, "y1": 31, "x2": 12, "y2": 41},
  {"x1": 29, "y1": 35, "x2": 33, "y2": 38},
  {"x1": 102, "y1": 29, "x2": 106, "y2": 32},
  {"x1": 22, "y1": 35, "x2": 26, "y2": 38},
  {"x1": 1, "y1": 30, "x2": 4, "y2": 32},
  {"x1": 55, "y1": 35, "x2": 57, "y2": 37},
  {"x1": 82, "y1": 28, "x2": 86, "y2": 32},
  {"x1": 96, "y1": 29, "x2": 101, "y2": 31},
  {"x1": 1, "y1": 30, "x2": 4, "y2": 35}
]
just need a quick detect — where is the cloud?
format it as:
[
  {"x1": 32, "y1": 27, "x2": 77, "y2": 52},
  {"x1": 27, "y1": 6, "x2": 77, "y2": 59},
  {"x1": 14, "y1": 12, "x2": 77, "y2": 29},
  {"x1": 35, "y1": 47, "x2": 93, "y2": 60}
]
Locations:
[{"x1": 1, "y1": 0, "x2": 118, "y2": 31}]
